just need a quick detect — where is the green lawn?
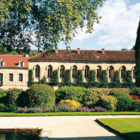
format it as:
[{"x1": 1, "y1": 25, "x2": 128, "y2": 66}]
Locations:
[
  {"x1": 0, "y1": 112, "x2": 140, "y2": 116},
  {"x1": 97, "y1": 118, "x2": 140, "y2": 140}
]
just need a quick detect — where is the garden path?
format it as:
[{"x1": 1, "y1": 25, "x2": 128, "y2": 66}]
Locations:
[{"x1": 0, "y1": 115, "x2": 140, "y2": 139}]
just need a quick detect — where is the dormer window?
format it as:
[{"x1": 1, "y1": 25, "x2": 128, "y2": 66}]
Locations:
[
  {"x1": 19, "y1": 59, "x2": 24, "y2": 67},
  {"x1": 0, "y1": 59, "x2": 4, "y2": 67}
]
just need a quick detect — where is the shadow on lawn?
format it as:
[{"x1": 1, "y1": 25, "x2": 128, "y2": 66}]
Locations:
[{"x1": 95, "y1": 120, "x2": 139, "y2": 140}]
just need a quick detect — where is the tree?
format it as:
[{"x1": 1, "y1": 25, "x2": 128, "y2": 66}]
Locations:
[
  {"x1": 121, "y1": 48, "x2": 128, "y2": 51},
  {"x1": 0, "y1": 0, "x2": 105, "y2": 52}
]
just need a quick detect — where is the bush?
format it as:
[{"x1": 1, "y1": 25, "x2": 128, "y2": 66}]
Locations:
[
  {"x1": 40, "y1": 76, "x2": 46, "y2": 84},
  {"x1": 83, "y1": 88, "x2": 99, "y2": 108},
  {"x1": 114, "y1": 70, "x2": 120, "y2": 88},
  {"x1": 59, "y1": 99, "x2": 82, "y2": 108},
  {"x1": 102, "y1": 70, "x2": 108, "y2": 88},
  {"x1": 55, "y1": 86, "x2": 87, "y2": 103},
  {"x1": 90, "y1": 70, "x2": 96, "y2": 82},
  {"x1": 6, "y1": 89, "x2": 22, "y2": 112},
  {"x1": 65, "y1": 70, "x2": 71, "y2": 85},
  {"x1": 109, "y1": 89, "x2": 133, "y2": 111},
  {"x1": 130, "y1": 94, "x2": 140, "y2": 100},
  {"x1": 0, "y1": 103, "x2": 6, "y2": 112},
  {"x1": 99, "y1": 95, "x2": 117, "y2": 111},
  {"x1": 132, "y1": 100, "x2": 140, "y2": 111},
  {"x1": 129, "y1": 87, "x2": 140, "y2": 98},
  {"x1": 28, "y1": 84, "x2": 55, "y2": 108}
]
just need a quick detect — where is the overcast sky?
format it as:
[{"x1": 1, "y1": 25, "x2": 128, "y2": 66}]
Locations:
[{"x1": 32, "y1": 0, "x2": 140, "y2": 51}]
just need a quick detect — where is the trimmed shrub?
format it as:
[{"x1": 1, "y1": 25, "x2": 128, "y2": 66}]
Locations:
[
  {"x1": 6, "y1": 89, "x2": 23, "y2": 112},
  {"x1": 65, "y1": 70, "x2": 71, "y2": 85},
  {"x1": 132, "y1": 100, "x2": 140, "y2": 111},
  {"x1": 109, "y1": 89, "x2": 133, "y2": 111},
  {"x1": 114, "y1": 70, "x2": 120, "y2": 88},
  {"x1": 28, "y1": 70, "x2": 33, "y2": 87},
  {"x1": 99, "y1": 95, "x2": 117, "y2": 111},
  {"x1": 90, "y1": 70, "x2": 96, "y2": 82},
  {"x1": 83, "y1": 88, "x2": 100, "y2": 108},
  {"x1": 77, "y1": 70, "x2": 83, "y2": 83},
  {"x1": 126, "y1": 70, "x2": 134, "y2": 88},
  {"x1": 51, "y1": 70, "x2": 59, "y2": 85},
  {"x1": 102, "y1": 70, "x2": 108, "y2": 88},
  {"x1": 28, "y1": 84, "x2": 55, "y2": 108},
  {"x1": 40, "y1": 76, "x2": 46, "y2": 84},
  {"x1": 55, "y1": 86, "x2": 87, "y2": 103},
  {"x1": 59, "y1": 99, "x2": 82, "y2": 108}
]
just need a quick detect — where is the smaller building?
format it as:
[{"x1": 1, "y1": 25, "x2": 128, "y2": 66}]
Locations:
[
  {"x1": 0, "y1": 54, "x2": 30, "y2": 90},
  {"x1": 134, "y1": 21, "x2": 140, "y2": 87}
]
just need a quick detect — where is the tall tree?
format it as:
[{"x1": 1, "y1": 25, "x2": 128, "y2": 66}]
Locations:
[{"x1": 0, "y1": 0, "x2": 105, "y2": 51}]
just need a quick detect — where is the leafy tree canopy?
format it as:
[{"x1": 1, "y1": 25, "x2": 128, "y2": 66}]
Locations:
[{"x1": 0, "y1": 0, "x2": 105, "y2": 52}]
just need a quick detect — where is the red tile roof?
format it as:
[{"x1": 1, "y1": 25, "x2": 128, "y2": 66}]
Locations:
[
  {"x1": 29, "y1": 50, "x2": 135, "y2": 62},
  {"x1": 0, "y1": 55, "x2": 30, "y2": 68}
]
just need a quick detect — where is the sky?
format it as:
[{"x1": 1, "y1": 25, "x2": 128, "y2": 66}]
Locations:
[{"x1": 32, "y1": 0, "x2": 140, "y2": 51}]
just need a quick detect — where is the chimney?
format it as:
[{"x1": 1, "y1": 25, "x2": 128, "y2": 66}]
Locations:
[
  {"x1": 77, "y1": 48, "x2": 80, "y2": 54},
  {"x1": 55, "y1": 47, "x2": 58, "y2": 54},
  {"x1": 102, "y1": 48, "x2": 105, "y2": 54}
]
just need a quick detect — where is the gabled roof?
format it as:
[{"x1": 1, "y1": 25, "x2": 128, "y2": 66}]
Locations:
[
  {"x1": 0, "y1": 55, "x2": 30, "y2": 68},
  {"x1": 29, "y1": 50, "x2": 135, "y2": 62}
]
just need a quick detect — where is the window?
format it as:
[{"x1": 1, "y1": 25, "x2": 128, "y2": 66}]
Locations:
[
  {"x1": 9, "y1": 73, "x2": 13, "y2": 82},
  {"x1": 97, "y1": 66, "x2": 102, "y2": 78},
  {"x1": 47, "y1": 65, "x2": 52, "y2": 77},
  {"x1": 35, "y1": 65, "x2": 40, "y2": 78},
  {"x1": 121, "y1": 66, "x2": 126, "y2": 78},
  {"x1": 72, "y1": 65, "x2": 77, "y2": 78},
  {"x1": 20, "y1": 61, "x2": 23, "y2": 67},
  {"x1": 109, "y1": 66, "x2": 114, "y2": 78},
  {"x1": 60, "y1": 65, "x2": 65, "y2": 78},
  {"x1": 0, "y1": 61, "x2": 3, "y2": 67},
  {"x1": 84, "y1": 66, "x2": 90, "y2": 78},
  {"x1": 19, "y1": 74, "x2": 23, "y2": 82},
  {"x1": 0, "y1": 74, "x2": 3, "y2": 85}
]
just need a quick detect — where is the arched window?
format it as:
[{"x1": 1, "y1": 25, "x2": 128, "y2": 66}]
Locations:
[
  {"x1": 84, "y1": 65, "x2": 90, "y2": 78},
  {"x1": 35, "y1": 65, "x2": 40, "y2": 78},
  {"x1": 47, "y1": 65, "x2": 53, "y2": 78},
  {"x1": 121, "y1": 66, "x2": 126, "y2": 78},
  {"x1": 60, "y1": 65, "x2": 65, "y2": 78},
  {"x1": 109, "y1": 66, "x2": 114, "y2": 78},
  {"x1": 72, "y1": 65, "x2": 77, "y2": 78},
  {"x1": 19, "y1": 73, "x2": 23, "y2": 82},
  {"x1": 97, "y1": 66, "x2": 102, "y2": 78}
]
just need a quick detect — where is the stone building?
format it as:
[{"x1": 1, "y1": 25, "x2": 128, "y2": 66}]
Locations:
[
  {"x1": 28, "y1": 48, "x2": 136, "y2": 83},
  {"x1": 0, "y1": 54, "x2": 30, "y2": 90},
  {"x1": 134, "y1": 21, "x2": 140, "y2": 87}
]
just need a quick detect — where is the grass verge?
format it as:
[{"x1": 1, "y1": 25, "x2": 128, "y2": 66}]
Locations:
[
  {"x1": 0, "y1": 112, "x2": 140, "y2": 116},
  {"x1": 97, "y1": 118, "x2": 140, "y2": 140}
]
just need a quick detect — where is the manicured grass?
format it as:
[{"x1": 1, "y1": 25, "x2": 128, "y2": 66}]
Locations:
[
  {"x1": 0, "y1": 112, "x2": 140, "y2": 116},
  {"x1": 97, "y1": 118, "x2": 140, "y2": 140}
]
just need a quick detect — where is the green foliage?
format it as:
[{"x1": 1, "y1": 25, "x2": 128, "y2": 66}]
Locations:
[
  {"x1": 65, "y1": 70, "x2": 71, "y2": 85},
  {"x1": 77, "y1": 70, "x2": 83, "y2": 83},
  {"x1": 102, "y1": 70, "x2": 108, "y2": 88},
  {"x1": 0, "y1": 103, "x2": 6, "y2": 112},
  {"x1": 99, "y1": 95, "x2": 117, "y2": 111},
  {"x1": 0, "y1": 0, "x2": 105, "y2": 50},
  {"x1": 0, "y1": 90, "x2": 7, "y2": 98},
  {"x1": 28, "y1": 84, "x2": 55, "y2": 108},
  {"x1": 109, "y1": 89, "x2": 133, "y2": 111},
  {"x1": 6, "y1": 89, "x2": 23, "y2": 112},
  {"x1": 114, "y1": 70, "x2": 121, "y2": 88},
  {"x1": 51, "y1": 70, "x2": 59, "y2": 85},
  {"x1": 83, "y1": 88, "x2": 99, "y2": 108},
  {"x1": 40, "y1": 76, "x2": 46, "y2": 84},
  {"x1": 29, "y1": 50, "x2": 40, "y2": 57},
  {"x1": 59, "y1": 99, "x2": 82, "y2": 108},
  {"x1": 126, "y1": 70, "x2": 134, "y2": 88},
  {"x1": 28, "y1": 70, "x2": 33, "y2": 87},
  {"x1": 90, "y1": 70, "x2": 96, "y2": 82},
  {"x1": 132, "y1": 100, "x2": 140, "y2": 111},
  {"x1": 129, "y1": 87, "x2": 140, "y2": 97},
  {"x1": 55, "y1": 86, "x2": 87, "y2": 103}
]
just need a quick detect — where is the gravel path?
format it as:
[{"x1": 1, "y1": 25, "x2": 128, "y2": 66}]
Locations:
[{"x1": 0, "y1": 115, "x2": 140, "y2": 140}]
